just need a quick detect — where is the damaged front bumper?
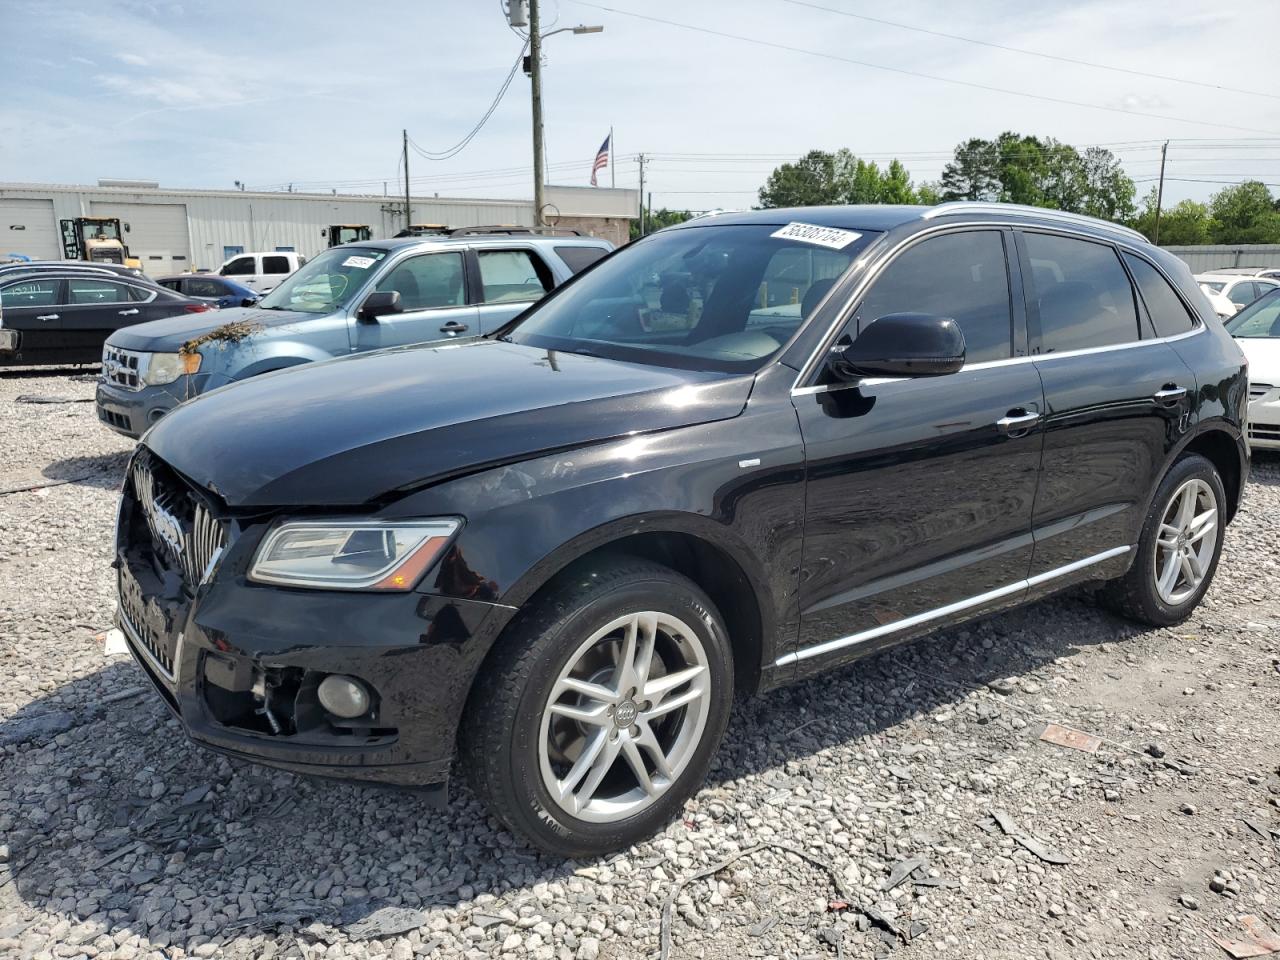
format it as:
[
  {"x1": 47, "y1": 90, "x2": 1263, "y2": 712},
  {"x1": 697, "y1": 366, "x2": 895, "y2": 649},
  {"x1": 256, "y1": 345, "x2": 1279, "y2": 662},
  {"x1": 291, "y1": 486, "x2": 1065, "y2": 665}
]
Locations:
[{"x1": 115, "y1": 488, "x2": 517, "y2": 796}]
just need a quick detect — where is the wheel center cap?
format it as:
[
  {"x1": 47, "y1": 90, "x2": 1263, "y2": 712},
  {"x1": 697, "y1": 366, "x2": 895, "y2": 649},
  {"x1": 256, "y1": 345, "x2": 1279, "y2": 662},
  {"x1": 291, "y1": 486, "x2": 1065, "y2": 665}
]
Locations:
[{"x1": 614, "y1": 700, "x2": 638, "y2": 727}]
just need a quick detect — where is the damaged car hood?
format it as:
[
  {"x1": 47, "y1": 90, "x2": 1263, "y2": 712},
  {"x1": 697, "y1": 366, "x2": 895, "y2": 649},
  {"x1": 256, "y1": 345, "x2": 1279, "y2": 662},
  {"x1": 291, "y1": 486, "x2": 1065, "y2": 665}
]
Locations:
[
  {"x1": 106, "y1": 306, "x2": 315, "y2": 353},
  {"x1": 143, "y1": 339, "x2": 754, "y2": 507}
]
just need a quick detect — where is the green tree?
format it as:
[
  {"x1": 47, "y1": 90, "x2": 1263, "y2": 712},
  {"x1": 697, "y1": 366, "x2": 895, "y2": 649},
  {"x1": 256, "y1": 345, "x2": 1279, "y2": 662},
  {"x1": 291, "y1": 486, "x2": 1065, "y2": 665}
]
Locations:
[
  {"x1": 1208, "y1": 181, "x2": 1280, "y2": 243},
  {"x1": 1132, "y1": 188, "x2": 1210, "y2": 244},
  {"x1": 1079, "y1": 147, "x2": 1136, "y2": 222},
  {"x1": 630, "y1": 207, "x2": 693, "y2": 241},
  {"x1": 940, "y1": 138, "x2": 1002, "y2": 200},
  {"x1": 914, "y1": 181, "x2": 943, "y2": 205},
  {"x1": 879, "y1": 160, "x2": 917, "y2": 204},
  {"x1": 757, "y1": 150, "x2": 843, "y2": 207}
]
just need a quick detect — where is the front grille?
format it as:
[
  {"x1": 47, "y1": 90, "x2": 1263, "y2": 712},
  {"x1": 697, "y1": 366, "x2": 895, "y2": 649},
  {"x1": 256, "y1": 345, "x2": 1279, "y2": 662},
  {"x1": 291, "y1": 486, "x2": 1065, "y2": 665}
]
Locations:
[
  {"x1": 120, "y1": 598, "x2": 175, "y2": 680},
  {"x1": 130, "y1": 457, "x2": 227, "y2": 587},
  {"x1": 103, "y1": 345, "x2": 145, "y2": 391},
  {"x1": 1249, "y1": 423, "x2": 1280, "y2": 440},
  {"x1": 1249, "y1": 382, "x2": 1274, "y2": 400},
  {"x1": 98, "y1": 407, "x2": 130, "y2": 431}
]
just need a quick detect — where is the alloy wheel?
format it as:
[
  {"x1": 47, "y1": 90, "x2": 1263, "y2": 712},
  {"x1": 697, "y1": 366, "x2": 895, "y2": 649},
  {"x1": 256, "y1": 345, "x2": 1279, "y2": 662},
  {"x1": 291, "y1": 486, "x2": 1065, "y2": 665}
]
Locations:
[
  {"x1": 1152, "y1": 477, "x2": 1219, "y2": 606},
  {"x1": 538, "y1": 611, "x2": 711, "y2": 823}
]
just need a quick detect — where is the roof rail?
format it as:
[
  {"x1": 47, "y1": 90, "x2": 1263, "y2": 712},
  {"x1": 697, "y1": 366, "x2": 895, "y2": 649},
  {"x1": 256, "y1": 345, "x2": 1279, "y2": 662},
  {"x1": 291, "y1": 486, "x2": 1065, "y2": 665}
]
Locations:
[
  {"x1": 448, "y1": 225, "x2": 582, "y2": 237},
  {"x1": 921, "y1": 201, "x2": 1149, "y2": 244}
]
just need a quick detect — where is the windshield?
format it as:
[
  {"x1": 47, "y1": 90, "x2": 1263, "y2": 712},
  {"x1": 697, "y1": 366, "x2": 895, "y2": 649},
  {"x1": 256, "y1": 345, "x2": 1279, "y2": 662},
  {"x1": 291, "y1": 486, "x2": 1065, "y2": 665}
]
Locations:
[
  {"x1": 258, "y1": 246, "x2": 389, "y2": 314},
  {"x1": 503, "y1": 223, "x2": 874, "y2": 372},
  {"x1": 1225, "y1": 288, "x2": 1280, "y2": 338}
]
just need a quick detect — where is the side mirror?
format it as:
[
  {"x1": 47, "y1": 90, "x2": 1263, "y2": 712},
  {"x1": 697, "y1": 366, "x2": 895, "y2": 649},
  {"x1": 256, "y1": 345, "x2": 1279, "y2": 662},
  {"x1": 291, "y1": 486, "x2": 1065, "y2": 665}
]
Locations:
[
  {"x1": 831, "y1": 312, "x2": 965, "y2": 380},
  {"x1": 359, "y1": 289, "x2": 402, "y2": 322},
  {"x1": 241, "y1": 297, "x2": 259, "y2": 308}
]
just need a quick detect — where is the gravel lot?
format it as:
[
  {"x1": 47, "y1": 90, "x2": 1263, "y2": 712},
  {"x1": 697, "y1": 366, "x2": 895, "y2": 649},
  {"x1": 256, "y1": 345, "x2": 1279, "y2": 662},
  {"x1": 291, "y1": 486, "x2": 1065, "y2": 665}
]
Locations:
[{"x1": 1, "y1": 368, "x2": 1278, "y2": 960}]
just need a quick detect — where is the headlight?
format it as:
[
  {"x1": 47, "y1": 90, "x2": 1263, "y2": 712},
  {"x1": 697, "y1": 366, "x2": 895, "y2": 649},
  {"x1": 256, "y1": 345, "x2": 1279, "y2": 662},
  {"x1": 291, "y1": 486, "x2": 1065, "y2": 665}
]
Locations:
[
  {"x1": 143, "y1": 351, "x2": 201, "y2": 386},
  {"x1": 248, "y1": 519, "x2": 460, "y2": 591}
]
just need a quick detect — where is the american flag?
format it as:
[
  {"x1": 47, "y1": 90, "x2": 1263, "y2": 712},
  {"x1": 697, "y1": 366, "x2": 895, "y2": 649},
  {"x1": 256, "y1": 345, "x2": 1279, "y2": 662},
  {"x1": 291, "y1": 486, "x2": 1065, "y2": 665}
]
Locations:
[{"x1": 590, "y1": 133, "x2": 611, "y2": 186}]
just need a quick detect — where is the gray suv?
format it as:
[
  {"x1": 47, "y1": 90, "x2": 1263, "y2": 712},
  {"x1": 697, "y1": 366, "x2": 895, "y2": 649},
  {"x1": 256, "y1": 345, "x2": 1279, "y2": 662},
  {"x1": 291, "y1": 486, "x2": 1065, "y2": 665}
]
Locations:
[{"x1": 96, "y1": 232, "x2": 612, "y2": 438}]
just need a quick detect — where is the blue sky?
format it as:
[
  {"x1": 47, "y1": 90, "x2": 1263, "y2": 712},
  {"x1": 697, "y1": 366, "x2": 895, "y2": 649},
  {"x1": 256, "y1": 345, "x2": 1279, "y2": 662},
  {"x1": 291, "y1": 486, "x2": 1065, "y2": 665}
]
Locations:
[{"x1": 2, "y1": 0, "x2": 1278, "y2": 210}]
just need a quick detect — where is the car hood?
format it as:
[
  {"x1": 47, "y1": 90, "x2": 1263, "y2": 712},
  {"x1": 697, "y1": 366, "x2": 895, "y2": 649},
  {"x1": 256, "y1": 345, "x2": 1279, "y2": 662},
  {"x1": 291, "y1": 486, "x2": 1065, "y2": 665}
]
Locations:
[
  {"x1": 143, "y1": 339, "x2": 753, "y2": 507},
  {"x1": 1236, "y1": 336, "x2": 1280, "y2": 382},
  {"x1": 106, "y1": 306, "x2": 316, "y2": 352}
]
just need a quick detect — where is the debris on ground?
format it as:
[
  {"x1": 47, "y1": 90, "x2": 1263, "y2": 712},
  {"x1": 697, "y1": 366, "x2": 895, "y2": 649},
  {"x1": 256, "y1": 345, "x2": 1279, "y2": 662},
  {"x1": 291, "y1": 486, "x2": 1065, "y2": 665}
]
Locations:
[
  {"x1": 14, "y1": 394, "x2": 94, "y2": 404},
  {"x1": 1039, "y1": 722, "x2": 1103, "y2": 753},
  {"x1": 989, "y1": 810, "x2": 1071, "y2": 865},
  {"x1": 1210, "y1": 915, "x2": 1280, "y2": 958}
]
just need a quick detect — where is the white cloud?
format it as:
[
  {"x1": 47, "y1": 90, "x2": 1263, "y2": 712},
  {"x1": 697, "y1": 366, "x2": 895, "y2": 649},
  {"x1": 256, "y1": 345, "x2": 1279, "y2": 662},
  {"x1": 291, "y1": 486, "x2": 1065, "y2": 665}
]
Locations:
[{"x1": 115, "y1": 52, "x2": 149, "y2": 66}]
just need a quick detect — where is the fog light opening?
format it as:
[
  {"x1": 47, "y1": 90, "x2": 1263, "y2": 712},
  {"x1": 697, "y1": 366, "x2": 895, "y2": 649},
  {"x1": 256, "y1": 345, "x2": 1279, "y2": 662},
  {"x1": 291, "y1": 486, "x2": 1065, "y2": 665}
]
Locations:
[{"x1": 317, "y1": 674, "x2": 371, "y2": 719}]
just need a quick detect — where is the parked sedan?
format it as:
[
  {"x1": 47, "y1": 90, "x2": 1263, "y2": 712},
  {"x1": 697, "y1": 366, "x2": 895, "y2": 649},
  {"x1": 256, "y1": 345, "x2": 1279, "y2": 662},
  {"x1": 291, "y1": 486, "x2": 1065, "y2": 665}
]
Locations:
[
  {"x1": 0, "y1": 271, "x2": 209, "y2": 367},
  {"x1": 157, "y1": 274, "x2": 260, "y2": 310},
  {"x1": 1224, "y1": 287, "x2": 1280, "y2": 450},
  {"x1": 1196, "y1": 272, "x2": 1280, "y2": 313}
]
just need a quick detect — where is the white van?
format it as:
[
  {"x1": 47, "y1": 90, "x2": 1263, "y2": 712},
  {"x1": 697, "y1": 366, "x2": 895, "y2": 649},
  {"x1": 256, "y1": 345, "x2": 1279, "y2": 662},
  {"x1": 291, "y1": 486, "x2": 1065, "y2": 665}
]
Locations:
[{"x1": 218, "y1": 251, "x2": 307, "y2": 293}]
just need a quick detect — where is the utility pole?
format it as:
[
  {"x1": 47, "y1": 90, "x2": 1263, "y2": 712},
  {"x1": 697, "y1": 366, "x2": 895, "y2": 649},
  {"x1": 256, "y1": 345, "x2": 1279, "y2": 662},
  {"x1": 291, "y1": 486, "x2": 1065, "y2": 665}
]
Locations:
[
  {"x1": 637, "y1": 153, "x2": 646, "y2": 236},
  {"x1": 529, "y1": 0, "x2": 546, "y2": 226},
  {"x1": 1153, "y1": 140, "x2": 1169, "y2": 245},
  {"x1": 403, "y1": 129, "x2": 412, "y2": 228}
]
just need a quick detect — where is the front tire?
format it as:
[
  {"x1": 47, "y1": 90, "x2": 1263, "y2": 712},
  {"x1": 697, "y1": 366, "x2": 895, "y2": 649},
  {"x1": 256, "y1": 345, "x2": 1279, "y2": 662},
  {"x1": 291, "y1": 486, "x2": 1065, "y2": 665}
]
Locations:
[
  {"x1": 461, "y1": 558, "x2": 734, "y2": 857},
  {"x1": 1103, "y1": 453, "x2": 1226, "y2": 626}
]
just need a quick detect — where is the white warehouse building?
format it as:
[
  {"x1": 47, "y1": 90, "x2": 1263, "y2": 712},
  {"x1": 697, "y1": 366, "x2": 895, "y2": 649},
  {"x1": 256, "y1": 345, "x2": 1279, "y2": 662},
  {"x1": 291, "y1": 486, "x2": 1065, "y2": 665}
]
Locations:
[{"x1": 0, "y1": 180, "x2": 638, "y2": 276}]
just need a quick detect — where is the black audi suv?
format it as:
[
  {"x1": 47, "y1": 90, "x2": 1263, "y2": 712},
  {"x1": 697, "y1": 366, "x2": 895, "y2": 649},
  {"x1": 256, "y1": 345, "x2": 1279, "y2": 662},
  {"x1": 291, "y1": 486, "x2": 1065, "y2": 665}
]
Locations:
[{"x1": 112, "y1": 203, "x2": 1248, "y2": 856}]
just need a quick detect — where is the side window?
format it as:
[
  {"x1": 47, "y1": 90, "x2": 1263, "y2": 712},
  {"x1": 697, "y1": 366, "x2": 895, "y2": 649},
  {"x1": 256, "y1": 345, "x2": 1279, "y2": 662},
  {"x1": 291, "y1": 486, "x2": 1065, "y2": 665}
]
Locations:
[
  {"x1": 1228, "y1": 281, "x2": 1257, "y2": 307},
  {"x1": 127, "y1": 284, "x2": 157, "y2": 303},
  {"x1": 376, "y1": 252, "x2": 465, "y2": 310},
  {"x1": 186, "y1": 278, "x2": 225, "y2": 298},
  {"x1": 856, "y1": 230, "x2": 1013, "y2": 363},
  {"x1": 263, "y1": 255, "x2": 291, "y2": 275},
  {"x1": 68, "y1": 278, "x2": 133, "y2": 304},
  {"x1": 555, "y1": 245, "x2": 608, "y2": 275},
  {"x1": 477, "y1": 249, "x2": 554, "y2": 303},
  {"x1": 222, "y1": 256, "x2": 254, "y2": 276},
  {"x1": 1122, "y1": 253, "x2": 1197, "y2": 337},
  {"x1": 159, "y1": 279, "x2": 180, "y2": 292},
  {"x1": 0, "y1": 279, "x2": 60, "y2": 307},
  {"x1": 1024, "y1": 232, "x2": 1139, "y2": 354}
]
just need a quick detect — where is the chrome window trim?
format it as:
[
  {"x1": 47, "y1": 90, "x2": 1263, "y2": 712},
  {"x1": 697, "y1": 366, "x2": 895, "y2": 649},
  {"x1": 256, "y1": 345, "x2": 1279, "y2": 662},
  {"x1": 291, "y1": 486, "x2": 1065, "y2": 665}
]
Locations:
[
  {"x1": 788, "y1": 218, "x2": 1207, "y2": 396},
  {"x1": 776, "y1": 545, "x2": 1131, "y2": 666}
]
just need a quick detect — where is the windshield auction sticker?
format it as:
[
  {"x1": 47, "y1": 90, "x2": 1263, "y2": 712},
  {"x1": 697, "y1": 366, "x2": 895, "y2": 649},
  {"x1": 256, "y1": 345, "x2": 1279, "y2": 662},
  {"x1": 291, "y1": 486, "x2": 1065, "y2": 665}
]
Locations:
[
  {"x1": 771, "y1": 222, "x2": 863, "y2": 249},
  {"x1": 342, "y1": 255, "x2": 376, "y2": 269}
]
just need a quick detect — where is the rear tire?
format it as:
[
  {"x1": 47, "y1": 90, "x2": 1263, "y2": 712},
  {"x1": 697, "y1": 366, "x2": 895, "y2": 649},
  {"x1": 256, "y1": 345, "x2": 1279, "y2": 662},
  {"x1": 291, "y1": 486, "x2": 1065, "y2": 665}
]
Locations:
[
  {"x1": 461, "y1": 558, "x2": 734, "y2": 857},
  {"x1": 1102, "y1": 453, "x2": 1226, "y2": 626}
]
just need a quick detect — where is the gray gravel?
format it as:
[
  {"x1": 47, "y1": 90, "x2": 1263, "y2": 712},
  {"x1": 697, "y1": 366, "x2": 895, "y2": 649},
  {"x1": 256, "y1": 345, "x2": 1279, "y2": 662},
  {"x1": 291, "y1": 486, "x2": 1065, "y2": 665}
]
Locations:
[{"x1": 1, "y1": 368, "x2": 1278, "y2": 960}]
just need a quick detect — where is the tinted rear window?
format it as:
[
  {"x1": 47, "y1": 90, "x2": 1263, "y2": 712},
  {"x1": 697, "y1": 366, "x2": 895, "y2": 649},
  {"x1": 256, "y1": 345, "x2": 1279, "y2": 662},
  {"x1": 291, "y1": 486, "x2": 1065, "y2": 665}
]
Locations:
[
  {"x1": 1025, "y1": 232, "x2": 1139, "y2": 353},
  {"x1": 1123, "y1": 253, "x2": 1196, "y2": 338},
  {"x1": 555, "y1": 245, "x2": 609, "y2": 274}
]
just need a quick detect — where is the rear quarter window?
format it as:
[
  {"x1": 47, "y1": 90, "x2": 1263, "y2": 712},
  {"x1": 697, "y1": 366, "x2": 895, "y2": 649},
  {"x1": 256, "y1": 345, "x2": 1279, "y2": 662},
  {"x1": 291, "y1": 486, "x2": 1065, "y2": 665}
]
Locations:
[
  {"x1": 1122, "y1": 253, "x2": 1197, "y2": 338},
  {"x1": 554, "y1": 245, "x2": 609, "y2": 275}
]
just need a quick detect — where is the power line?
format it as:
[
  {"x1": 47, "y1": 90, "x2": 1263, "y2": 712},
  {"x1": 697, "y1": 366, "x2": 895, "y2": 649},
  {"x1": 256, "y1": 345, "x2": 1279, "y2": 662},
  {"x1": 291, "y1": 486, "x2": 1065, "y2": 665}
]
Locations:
[
  {"x1": 407, "y1": 40, "x2": 530, "y2": 161},
  {"x1": 569, "y1": 1, "x2": 1280, "y2": 136},
  {"x1": 781, "y1": 0, "x2": 1280, "y2": 103}
]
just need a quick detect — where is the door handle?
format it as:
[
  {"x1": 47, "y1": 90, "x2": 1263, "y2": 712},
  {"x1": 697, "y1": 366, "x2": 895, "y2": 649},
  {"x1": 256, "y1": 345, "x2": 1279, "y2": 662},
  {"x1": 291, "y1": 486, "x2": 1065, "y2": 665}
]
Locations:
[
  {"x1": 1153, "y1": 385, "x2": 1187, "y2": 406},
  {"x1": 118, "y1": 308, "x2": 139, "y2": 317},
  {"x1": 36, "y1": 314, "x2": 59, "y2": 322},
  {"x1": 996, "y1": 408, "x2": 1041, "y2": 437},
  {"x1": 440, "y1": 321, "x2": 469, "y2": 334}
]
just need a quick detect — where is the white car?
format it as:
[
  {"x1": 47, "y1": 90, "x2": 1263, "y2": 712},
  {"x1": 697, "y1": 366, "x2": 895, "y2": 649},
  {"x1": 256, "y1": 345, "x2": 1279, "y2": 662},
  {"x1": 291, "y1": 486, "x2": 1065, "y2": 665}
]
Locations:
[
  {"x1": 217, "y1": 251, "x2": 307, "y2": 294},
  {"x1": 1224, "y1": 288, "x2": 1280, "y2": 450},
  {"x1": 1195, "y1": 272, "x2": 1280, "y2": 315},
  {"x1": 1199, "y1": 284, "x2": 1236, "y2": 319}
]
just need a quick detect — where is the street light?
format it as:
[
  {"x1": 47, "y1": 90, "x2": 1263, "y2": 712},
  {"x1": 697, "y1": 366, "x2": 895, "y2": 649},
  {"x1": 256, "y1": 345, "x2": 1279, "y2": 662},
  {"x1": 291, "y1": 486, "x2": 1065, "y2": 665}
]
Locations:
[{"x1": 523, "y1": 1, "x2": 604, "y2": 224}]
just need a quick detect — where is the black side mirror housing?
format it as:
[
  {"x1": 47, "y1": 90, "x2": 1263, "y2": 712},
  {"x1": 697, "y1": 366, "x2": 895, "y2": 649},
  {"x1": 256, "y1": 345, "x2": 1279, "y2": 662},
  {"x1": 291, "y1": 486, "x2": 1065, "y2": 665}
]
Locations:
[
  {"x1": 359, "y1": 290, "x2": 402, "y2": 322},
  {"x1": 241, "y1": 297, "x2": 259, "y2": 308},
  {"x1": 831, "y1": 312, "x2": 966, "y2": 380}
]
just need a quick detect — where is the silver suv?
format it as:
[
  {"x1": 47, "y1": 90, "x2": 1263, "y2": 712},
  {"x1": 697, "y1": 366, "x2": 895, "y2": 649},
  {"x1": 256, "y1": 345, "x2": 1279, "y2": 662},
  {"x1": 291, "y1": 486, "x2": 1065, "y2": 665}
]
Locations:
[{"x1": 95, "y1": 231, "x2": 612, "y2": 438}]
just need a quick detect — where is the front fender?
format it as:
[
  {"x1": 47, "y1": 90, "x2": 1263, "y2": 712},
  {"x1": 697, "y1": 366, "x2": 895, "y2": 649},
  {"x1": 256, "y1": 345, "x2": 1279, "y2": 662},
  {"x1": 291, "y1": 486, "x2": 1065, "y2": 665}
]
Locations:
[{"x1": 381, "y1": 396, "x2": 807, "y2": 668}]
